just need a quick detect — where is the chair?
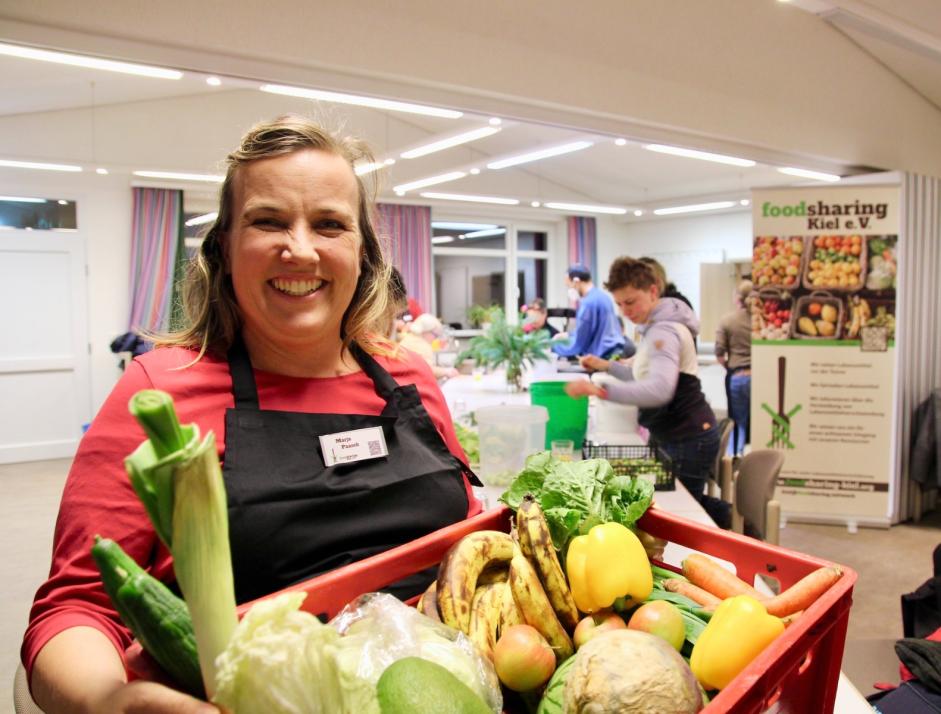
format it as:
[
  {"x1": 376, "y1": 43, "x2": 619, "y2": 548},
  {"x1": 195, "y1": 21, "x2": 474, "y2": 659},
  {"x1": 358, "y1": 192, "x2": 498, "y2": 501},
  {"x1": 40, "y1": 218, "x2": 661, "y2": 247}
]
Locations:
[
  {"x1": 707, "y1": 418, "x2": 734, "y2": 501},
  {"x1": 731, "y1": 449, "x2": 786, "y2": 544},
  {"x1": 14, "y1": 663, "x2": 44, "y2": 714}
]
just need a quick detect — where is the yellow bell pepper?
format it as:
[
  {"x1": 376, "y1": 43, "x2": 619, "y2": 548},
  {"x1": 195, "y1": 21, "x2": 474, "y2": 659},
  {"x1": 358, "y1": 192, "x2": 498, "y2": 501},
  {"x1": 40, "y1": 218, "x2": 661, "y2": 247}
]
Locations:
[
  {"x1": 690, "y1": 595, "x2": 785, "y2": 690},
  {"x1": 565, "y1": 522, "x2": 652, "y2": 613}
]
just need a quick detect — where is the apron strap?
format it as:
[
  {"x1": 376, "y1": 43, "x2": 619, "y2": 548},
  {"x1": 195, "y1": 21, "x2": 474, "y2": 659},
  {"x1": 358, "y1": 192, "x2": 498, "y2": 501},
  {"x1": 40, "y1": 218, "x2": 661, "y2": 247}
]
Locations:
[
  {"x1": 228, "y1": 334, "x2": 260, "y2": 409},
  {"x1": 350, "y1": 342, "x2": 400, "y2": 403}
]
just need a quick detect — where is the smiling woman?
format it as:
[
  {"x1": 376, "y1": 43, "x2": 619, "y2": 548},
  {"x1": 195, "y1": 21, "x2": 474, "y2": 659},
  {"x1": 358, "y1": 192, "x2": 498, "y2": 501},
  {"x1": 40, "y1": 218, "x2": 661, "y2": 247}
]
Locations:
[{"x1": 23, "y1": 115, "x2": 482, "y2": 714}]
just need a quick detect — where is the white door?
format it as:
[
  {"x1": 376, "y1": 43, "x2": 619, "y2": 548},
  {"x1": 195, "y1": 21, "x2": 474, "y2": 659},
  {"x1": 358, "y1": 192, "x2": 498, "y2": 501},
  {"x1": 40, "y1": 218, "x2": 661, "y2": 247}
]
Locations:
[{"x1": 0, "y1": 231, "x2": 91, "y2": 463}]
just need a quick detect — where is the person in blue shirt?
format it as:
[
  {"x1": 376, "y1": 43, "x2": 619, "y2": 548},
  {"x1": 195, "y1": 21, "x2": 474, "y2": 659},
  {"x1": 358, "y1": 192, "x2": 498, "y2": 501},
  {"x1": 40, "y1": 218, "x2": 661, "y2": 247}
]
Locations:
[{"x1": 551, "y1": 264, "x2": 634, "y2": 360}]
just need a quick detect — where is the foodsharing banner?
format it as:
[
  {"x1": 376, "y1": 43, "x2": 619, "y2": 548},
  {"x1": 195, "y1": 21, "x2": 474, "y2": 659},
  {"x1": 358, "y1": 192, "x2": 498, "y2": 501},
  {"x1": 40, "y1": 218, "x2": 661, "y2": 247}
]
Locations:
[{"x1": 750, "y1": 185, "x2": 899, "y2": 525}]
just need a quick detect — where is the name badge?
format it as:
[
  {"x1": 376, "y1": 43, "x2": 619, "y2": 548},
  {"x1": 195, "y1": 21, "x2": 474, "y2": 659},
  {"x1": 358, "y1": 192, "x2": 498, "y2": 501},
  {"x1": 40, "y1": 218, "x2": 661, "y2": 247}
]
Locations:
[{"x1": 319, "y1": 426, "x2": 389, "y2": 467}]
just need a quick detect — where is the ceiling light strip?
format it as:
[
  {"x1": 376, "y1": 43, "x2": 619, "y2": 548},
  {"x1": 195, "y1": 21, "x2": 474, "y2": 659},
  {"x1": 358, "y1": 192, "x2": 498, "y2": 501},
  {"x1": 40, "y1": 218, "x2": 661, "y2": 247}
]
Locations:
[
  {"x1": 400, "y1": 126, "x2": 501, "y2": 159},
  {"x1": 0, "y1": 42, "x2": 182, "y2": 79},
  {"x1": 0, "y1": 195, "x2": 47, "y2": 203},
  {"x1": 778, "y1": 167, "x2": 841, "y2": 182},
  {"x1": 184, "y1": 212, "x2": 218, "y2": 227},
  {"x1": 0, "y1": 158, "x2": 82, "y2": 172},
  {"x1": 463, "y1": 228, "x2": 506, "y2": 238},
  {"x1": 393, "y1": 171, "x2": 466, "y2": 193},
  {"x1": 421, "y1": 192, "x2": 520, "y2": 205},
  {"x1": 260, "y1": 84, "x2": 462, "y2": 119},
  {"x1": 653, "y1": 201, "x2": 737, "y2": 216},
  {"x1": 543, "y1": 202, "x2": 627, "y2": 215},
  {"x1": 643, "y1": 144, "x2": 756, "y2": 167},
  {"x1": 133, "y1": 170, "x2": 225, "y2": 183},
  {"x1": 431, "y1": 222, "x2": 498, "y2": 230},
  {"x1": 487, "y1": 141, "x2": 593, "y2": 170}
]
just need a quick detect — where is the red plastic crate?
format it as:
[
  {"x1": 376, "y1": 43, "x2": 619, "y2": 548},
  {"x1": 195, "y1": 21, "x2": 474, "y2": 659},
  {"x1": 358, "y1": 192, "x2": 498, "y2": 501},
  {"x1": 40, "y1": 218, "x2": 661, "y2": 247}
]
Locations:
[{"x1": 238, "y1": 505, "x2": 856, "y2": 714}]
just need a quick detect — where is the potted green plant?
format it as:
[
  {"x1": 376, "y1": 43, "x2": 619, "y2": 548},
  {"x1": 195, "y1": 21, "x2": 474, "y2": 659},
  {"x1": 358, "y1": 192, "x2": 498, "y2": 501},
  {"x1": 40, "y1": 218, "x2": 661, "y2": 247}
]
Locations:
[
  {"x1": 457, "y1": 308, "x2": 552, "y2": 391},
  {"x1": 466, "y1": 303, "x2": 502, "y2": 329}
]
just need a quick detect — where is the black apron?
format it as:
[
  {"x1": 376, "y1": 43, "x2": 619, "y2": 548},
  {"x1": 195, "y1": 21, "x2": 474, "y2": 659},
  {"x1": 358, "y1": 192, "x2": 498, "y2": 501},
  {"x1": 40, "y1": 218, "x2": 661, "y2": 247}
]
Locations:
[{"x1": 222, "y1": 336, "x2": 478, "y2": 604}]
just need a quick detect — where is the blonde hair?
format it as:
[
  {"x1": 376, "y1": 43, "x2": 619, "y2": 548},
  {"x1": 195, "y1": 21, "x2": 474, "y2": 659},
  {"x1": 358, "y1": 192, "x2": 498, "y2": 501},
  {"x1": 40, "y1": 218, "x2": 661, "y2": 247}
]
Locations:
[{"x1": 156, "y1": 115, "x2": 394, "y2": 359}]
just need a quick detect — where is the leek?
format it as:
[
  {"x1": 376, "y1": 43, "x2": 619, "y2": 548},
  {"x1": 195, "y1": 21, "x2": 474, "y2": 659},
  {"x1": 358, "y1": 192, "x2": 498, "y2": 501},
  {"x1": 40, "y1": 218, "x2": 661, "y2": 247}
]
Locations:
[{"x1": 125, "y1": 389, "x2": 237, "y2": 698}]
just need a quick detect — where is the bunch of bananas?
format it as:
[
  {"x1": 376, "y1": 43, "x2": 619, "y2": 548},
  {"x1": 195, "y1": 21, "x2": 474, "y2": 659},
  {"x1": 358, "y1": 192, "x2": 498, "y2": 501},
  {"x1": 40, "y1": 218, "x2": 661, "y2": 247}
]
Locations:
[{"x1": 419, "y1": 495, "x2": 578, "y2": 664}]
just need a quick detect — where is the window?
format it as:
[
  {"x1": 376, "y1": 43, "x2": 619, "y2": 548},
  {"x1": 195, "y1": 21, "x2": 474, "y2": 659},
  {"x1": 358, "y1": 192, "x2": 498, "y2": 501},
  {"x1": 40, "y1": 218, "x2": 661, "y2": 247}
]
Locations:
[
  {"x1": 0, "y1": 196, "x2": 77, "y2": 230},
  {"x1": 431, "y1": 220, "x2": 552, "y2": 328}
]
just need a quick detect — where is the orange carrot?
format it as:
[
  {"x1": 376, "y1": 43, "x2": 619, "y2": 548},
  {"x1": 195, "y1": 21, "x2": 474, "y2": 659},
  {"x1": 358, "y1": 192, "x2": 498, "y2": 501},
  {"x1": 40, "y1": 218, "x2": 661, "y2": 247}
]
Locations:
[
  {"x1": 682, "y1": 553, "x2": 768, "y2": 601},
  {"x1": 663, "y1": 579, "x2": 722, "y2": 609},
  {"x1": 764, "y1": 566, "x2": 842, "y2": 617}
]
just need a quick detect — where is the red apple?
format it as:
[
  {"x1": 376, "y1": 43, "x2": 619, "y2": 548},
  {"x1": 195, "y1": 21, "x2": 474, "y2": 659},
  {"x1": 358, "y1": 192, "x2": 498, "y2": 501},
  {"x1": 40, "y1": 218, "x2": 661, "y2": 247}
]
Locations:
[
  {"x1": 493, "y1": 624, "x2": 556, "y2": 692},
  {"x1": 572, "y1": 611, "x2": 627, "y2": 650},
  {"x1": 627, "y1": 600, "x2": 686, "y2": 651}
]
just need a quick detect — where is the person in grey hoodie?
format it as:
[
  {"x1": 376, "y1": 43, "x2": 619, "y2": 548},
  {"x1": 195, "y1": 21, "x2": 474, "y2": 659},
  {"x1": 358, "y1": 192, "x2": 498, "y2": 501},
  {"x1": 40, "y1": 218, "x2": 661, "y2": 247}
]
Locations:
[{"x1": 565, "y1": 257, "x2": 730, "y2": 528}]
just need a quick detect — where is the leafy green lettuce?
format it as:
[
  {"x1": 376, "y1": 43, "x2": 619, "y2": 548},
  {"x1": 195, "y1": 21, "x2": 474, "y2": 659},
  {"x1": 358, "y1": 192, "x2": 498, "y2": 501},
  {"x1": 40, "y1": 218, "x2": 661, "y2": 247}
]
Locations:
[{"x1": 500, "y1": 452, "x2": 654, "y2": 552}]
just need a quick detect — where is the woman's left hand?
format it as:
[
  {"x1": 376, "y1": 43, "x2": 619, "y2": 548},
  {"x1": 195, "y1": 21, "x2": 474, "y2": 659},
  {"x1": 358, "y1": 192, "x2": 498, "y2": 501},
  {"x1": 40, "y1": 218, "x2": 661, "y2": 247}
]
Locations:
[{"x1": 565, "y1": 380, "x2": 606, "y2": 399}]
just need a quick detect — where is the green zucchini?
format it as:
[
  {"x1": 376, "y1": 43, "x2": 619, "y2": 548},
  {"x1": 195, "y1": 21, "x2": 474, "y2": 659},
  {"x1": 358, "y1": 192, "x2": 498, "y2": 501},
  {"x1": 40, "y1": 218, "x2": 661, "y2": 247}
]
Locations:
[{"x1": 91, "y1": 536, "x2": 204, "y2": 697}]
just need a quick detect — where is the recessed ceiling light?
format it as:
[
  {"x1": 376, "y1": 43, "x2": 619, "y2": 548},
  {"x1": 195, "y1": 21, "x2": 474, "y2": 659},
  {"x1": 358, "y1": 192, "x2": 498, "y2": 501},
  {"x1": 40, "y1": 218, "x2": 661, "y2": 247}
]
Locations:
[
  {"x1": 487, "y1": 141, "x2": 593, "y2": 170},
  {"x1": 531, "y1": 201, "x2": 541, "y2": 208},
  {"x1": 470, "y1": 168, "x2": 481, "y2": 175},
  {"x1": 384, "y1": 158, "x2": 396, "y2": 165},
  {"x1": 489, "y1": 118, "x2": 502, "y2": 126},
  {"x1": 653, "y1": 201, "x2": 737, "y2": 216},
  {"x1": 740, "y1": 199, "x2": 750, "y2": 206},
  {"x1": 0, "y1": 158, "x2": 82, "y2": 172},
  {"x1": 206, "y1": 76, "x2": 222, "y2": 86},
  {"x1": 543, "y1": 201, "x2": 627, "y2": 215},
  {"x1": 432, "y1": 221, "x2": 498, "y2": 230},
  {"x1": 400, "y1": 126, "x2": 500, "y2": 159},
  {"x1": 633, "y1": 209, "x2": 644, "y2": 217},
  {"x1": 57, "y1": 199, "x2": 68, "y2": 205},
  {"x1": 643, "y1": 144, "x2": 756, "y2": 167},
  {"x1": 393, "y1": 171, "x2": 466, "y2": 193},
  {"x1": 421, "y1": 192, "x2": 520, "y2": 205},
  {"x1": 615, "y1": 138, "x2": 627, "y2": 146},
  {"x1": 95, "y1": 167, "x2": 109, "y2": 175},
  {"x1": 0, "y1": 195, "x2": 46, "y2": 203},
  {"x1": 184, "y1": 212, "x2": 218, "y2": 227},
  {"x1": 778, "y1": 167, "x2": 841, "y2": 182},
  {"x1": 464, "y1": 228, "x2": 506, "y2": 238},
  {"x1": 0, "y1": 42, "x2": 183, "y2": 79},
  {"x1": 133, "y1": 170, "x2": 224, "y2": 182},
  {"x1": 259, "y1": 84, "x2": 462, "y2": 118}
]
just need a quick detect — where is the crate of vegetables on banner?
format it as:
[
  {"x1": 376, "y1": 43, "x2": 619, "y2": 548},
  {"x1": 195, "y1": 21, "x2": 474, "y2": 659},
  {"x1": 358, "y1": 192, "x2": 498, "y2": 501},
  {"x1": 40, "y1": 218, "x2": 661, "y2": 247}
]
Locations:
[{"x1": 97, "y1": 391, "x2": 855, "y2": 714}]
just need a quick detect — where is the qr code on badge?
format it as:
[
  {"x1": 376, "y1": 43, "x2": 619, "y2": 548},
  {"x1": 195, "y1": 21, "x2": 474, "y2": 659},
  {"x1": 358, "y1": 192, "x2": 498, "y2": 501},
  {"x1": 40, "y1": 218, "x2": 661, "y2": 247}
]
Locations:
[
  {"x1": 368, "y1": 440, "x2": 382, "y2": 456},
  {"x1": 860, "y1": 325, "x2": 888, "y2": 352}
]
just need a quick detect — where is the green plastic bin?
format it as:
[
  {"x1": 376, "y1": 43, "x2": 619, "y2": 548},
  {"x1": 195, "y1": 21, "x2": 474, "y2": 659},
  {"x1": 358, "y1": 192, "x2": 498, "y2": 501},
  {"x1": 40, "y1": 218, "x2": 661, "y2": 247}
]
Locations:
[{"x1": 529, "y1": 380, "x2": 589, "y2": 449}]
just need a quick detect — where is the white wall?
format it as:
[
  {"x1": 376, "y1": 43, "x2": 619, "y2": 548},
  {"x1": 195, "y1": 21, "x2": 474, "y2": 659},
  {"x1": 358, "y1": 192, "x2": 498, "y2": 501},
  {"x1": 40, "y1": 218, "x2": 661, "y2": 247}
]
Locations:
[
  {"x1": 597, "y1": 210, "x2": 753, "y2": 317},
  {"x1": 0, "y1": 168, "x2": 132, "y2": 411}
]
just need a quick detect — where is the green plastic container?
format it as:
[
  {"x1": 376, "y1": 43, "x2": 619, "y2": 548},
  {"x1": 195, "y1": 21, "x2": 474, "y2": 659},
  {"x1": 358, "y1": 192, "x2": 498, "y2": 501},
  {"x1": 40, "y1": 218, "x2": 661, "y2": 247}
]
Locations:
[{"x1": 529, "y1": 380, "x2": 589, "y2": 449}]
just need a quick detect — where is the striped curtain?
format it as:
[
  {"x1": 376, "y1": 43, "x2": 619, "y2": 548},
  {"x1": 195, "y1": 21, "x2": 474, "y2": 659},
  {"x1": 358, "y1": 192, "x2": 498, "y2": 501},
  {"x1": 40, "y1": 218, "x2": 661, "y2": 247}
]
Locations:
[
  {"x1": 128, "y1": 187, "x2": 185, "y2": 333},
  {"x1": 897, "y1": 174, "x2": 941, "y2": 522},
  {"x1": 567, "y1": 216, "x2": 598, "y2": 279},
  {"x1": 377, "y1": 203, "x2": 432, "y2": 312}
]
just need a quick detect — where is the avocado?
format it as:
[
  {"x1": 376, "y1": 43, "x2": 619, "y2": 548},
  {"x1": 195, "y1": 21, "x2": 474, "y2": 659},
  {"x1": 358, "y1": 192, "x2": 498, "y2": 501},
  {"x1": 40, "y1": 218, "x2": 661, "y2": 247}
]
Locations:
[{"x1": 377, "y1": 657, "x2": 493, "y2": 714}]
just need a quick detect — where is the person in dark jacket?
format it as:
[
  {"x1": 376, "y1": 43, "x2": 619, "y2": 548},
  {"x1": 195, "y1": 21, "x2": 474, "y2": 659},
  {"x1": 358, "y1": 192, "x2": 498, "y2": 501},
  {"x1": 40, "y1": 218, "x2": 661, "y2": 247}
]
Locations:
[{"x1": 565, "y1": 257, "x2": 730, "y2": 527}]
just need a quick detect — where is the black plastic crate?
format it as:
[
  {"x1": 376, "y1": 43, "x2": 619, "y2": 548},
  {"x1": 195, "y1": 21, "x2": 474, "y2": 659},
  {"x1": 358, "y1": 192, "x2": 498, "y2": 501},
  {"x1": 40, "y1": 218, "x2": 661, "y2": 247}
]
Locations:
[{"x1": 581, "y1": 442, "x2": 676, "y2": 491}]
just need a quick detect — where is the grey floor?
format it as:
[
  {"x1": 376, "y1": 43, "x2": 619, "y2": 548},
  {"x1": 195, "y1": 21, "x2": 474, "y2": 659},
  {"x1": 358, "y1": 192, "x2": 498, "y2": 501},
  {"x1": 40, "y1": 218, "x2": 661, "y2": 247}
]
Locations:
[{"x1": 2, "y1": 459, "x2": 938, "y2": 711}]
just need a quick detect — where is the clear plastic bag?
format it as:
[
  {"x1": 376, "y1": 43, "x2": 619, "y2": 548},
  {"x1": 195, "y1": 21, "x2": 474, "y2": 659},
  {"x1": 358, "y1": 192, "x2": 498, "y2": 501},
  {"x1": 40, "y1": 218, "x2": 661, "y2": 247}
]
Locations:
[{"x1": 329, "y1": 592, "x2": 503, "y2": 714}]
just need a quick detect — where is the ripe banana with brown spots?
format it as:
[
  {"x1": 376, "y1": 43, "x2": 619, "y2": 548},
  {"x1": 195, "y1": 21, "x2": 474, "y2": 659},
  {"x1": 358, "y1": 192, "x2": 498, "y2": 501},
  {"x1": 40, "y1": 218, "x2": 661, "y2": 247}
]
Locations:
[
  {"x1": 417, "y1": 580, "x2": 440, "y2": 621},
  {"x1": 436, "y1": 530, "x2": 515, "y2": 634},
  {"x1": 467, "y1": 582, "x2": 503, "y2": 660},
  {"x1": 497, "y1": 577, "x2": 524, "y2": 633},
  {"x1": 508, "y1": 545, "x2": 574, "y2": 661},
  {"x1": 516, "y1": 494, "x2": 579, "y2": 631}
]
